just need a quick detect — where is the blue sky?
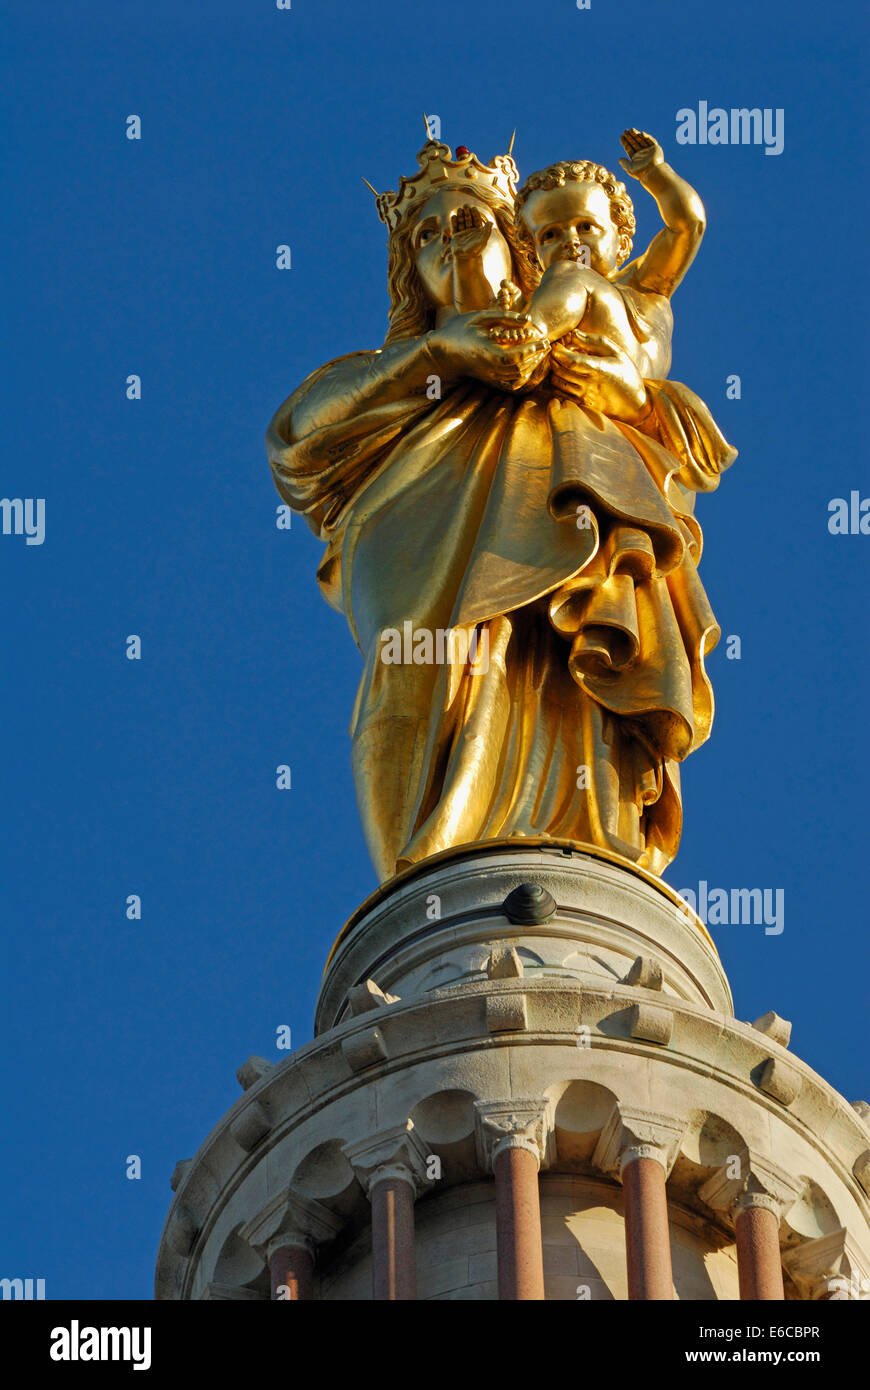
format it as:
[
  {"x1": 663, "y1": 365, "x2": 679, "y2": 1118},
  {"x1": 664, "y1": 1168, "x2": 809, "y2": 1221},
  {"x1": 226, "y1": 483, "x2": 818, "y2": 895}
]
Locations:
[{"x1": 3, "y1": 0, "x2": 867, "y2": 1299}]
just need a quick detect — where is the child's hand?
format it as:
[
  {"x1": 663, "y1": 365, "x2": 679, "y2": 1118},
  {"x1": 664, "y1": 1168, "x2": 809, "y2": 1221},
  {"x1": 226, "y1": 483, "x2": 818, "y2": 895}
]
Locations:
[
  {"x1": 550, "y1": 338, "x2": 648, "y2": 419},
  {"x1": 487, "y1": 313, "x2": 548, "y2": 347},
  {"x1": 495, "y1": 279, "x2": 523, "y2": 312},
  {"x1": 449, "y1": 205, "x2": 493, "y2": 260},
  {"x1": 619, "y1": 129, "x2": 664, "y2": 178}
]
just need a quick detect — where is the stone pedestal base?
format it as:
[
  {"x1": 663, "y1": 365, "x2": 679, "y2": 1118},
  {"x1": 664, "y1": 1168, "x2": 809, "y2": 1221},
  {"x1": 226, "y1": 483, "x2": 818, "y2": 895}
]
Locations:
[{"x1": 156, "y1": 844, "x2": 870, "y2": 1301}]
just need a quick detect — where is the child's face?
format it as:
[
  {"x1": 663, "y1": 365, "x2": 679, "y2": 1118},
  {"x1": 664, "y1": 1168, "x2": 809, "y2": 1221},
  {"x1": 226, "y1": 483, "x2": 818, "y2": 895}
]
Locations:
[{"x1": 521, "y1": 182, "x2": 622, "y2": 275}]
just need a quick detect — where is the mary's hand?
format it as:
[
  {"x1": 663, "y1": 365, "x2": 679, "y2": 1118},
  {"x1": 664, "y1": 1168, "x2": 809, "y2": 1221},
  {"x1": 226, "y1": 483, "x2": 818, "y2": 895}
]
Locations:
[
  {"x1": 549, "y1": 335, "x2": 650, "y2": 422},
  {"x1": 428, "y1": 310, "x2": 549, "y2": 392}
]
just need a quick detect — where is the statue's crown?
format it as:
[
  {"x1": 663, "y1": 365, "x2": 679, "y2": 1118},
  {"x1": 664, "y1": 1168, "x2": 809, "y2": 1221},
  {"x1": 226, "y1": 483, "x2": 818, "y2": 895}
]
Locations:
[{"x1": 373, "y1": 140, "x2": 519, "y2": 232}]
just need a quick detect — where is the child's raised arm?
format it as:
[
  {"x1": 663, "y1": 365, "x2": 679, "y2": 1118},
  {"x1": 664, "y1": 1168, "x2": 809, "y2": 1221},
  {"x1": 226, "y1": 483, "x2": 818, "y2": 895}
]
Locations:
[{"x1": 617, "y1": 129, "x2": 706, "y2": 297}]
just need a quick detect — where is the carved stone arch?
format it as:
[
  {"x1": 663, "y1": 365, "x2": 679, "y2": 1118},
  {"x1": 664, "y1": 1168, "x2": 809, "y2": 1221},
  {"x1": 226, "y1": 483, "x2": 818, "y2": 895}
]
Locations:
[
  {"x1": 291, "y1": 1139, "x2": 363, "y2": 1220},
  {"x1": 669, "y1": 1109, "x2": 748, "y2": 1211},
  {"x1": 546, "y1": 1080, "x2": 619, "y2": 1167},
  {"x1": 781, "y1": 1176, "x2": 842, "y2": 1244},
  {"x1": 208, "y1": 1223, "x2": 269, "y2": 1299},
  {"x1": 410, "y1": 1088, "x2": 478, "y2": 1182}
]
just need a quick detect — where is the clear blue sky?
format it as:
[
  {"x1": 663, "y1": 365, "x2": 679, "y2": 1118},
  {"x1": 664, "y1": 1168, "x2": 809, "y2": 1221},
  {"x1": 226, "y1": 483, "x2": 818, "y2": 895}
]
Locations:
[{"x1": 3, "y1": 0, "x2": 867, "y2": 1299}]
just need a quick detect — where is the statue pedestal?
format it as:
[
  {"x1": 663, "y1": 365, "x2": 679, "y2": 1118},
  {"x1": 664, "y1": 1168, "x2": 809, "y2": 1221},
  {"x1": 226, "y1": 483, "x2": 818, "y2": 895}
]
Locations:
[
  {"x1": 316, "y1": 839, "x2": 732, "y2": 1034},
  {"x1": 156, "y1": 845, "x2": 870, "y2": 1301}
]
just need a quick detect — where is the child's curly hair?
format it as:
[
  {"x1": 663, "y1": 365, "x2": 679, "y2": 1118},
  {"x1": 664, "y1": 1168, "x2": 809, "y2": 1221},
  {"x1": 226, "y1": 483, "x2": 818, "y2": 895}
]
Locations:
[{"x1": 516, "y1": 161, "x2": 636, "y2": 268}]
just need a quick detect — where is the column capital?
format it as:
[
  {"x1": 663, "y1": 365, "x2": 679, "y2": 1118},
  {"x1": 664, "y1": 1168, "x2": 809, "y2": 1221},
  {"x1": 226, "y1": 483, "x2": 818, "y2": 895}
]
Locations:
[
  {"x1": 783, "y1": 1228, "x2": 870, "y2": 1301},
  {"x1": 239, "y1": 1189, "x2": 343, "y2": 1264},
  {"x1": 474, "y1": 1098, "x2": 554, "y2": 1172},
  {"x1": 734, "y1": 1191, "x2": 782, "y2": 1218},
  {"x1": 343, "y1": 1120, "x2": 432, "y2": 1198},
  {"x1": 698, "y1": 1148, "x2": 801, "y2": 1227},
  {"x1": 592, "y1": 1104, "x2": 687, "y2": 1180}
]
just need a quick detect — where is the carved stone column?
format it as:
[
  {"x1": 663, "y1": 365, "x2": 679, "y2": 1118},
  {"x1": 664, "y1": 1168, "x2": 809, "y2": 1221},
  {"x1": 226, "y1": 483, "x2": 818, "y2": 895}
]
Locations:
[
  {"x1": 593, "y1": 1106, "x2": 686, "y2": 1301},
  {"x1": 270, "y1": 1246, "x2": 313, "y2": 1301},
  {"x1": 475, "y1": 1100, "x2": 552, "y2": 1301},
  {"x1": 700, "y1": 1150, "x2": 801, "y2": 1302},
  {"x1": 733, "y1": 1195, "x2": 783, "y2": 1301},
  {"x1": 344, "y1": 1121, "x2": 431, "y2": 1301},
  {"x1": 240, "y1": 1190, "x2": 343, "y2": 1301},
  {"x1": 735, "y1": 1196, "x2": 786, "y2": 1300}
]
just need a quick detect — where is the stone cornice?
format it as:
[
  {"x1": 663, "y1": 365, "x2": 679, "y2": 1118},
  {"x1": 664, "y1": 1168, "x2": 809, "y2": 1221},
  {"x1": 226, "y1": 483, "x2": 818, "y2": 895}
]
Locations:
[
  {"x1": 317, "y1": 844, "x2": 732, "y2": 1033},
  {"x1": 322, "y1": 841, "x2": 718, "y2": 972}
]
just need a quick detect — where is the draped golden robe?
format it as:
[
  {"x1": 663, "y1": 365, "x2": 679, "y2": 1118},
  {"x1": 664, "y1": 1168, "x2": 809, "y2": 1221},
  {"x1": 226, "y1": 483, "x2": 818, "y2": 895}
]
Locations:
[{"x1": 267, "y1": 357, "x2": 735, "y2": 882}]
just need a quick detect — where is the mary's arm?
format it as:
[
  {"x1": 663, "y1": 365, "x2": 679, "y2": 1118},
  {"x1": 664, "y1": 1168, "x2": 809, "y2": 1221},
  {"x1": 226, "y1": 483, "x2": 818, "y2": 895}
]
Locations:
[
  {"x1": 267, "y1": 343, "x2": 439, "y2": 535},
  {"x1": 267, "y1": 313, "x2": 548, "y2": 536},
  {"x1": 272, "y1": 311, "x2": 551, "y2": 444},
  {"x1": 273, "y1": 337, "x2": 442, "y2": 443}
]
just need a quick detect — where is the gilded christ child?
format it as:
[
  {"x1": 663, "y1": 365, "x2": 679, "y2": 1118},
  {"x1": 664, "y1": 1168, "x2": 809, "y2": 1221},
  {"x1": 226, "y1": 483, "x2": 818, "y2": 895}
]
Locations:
[{"x1": 494, "y1": 130, "x2": 707, "y2": 390}]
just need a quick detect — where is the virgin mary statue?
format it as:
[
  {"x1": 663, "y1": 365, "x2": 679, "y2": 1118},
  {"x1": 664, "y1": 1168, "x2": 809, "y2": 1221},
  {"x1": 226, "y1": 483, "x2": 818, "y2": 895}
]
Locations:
[{"x1": 266, "y1": 137, "x2": 735, "y2": 884}]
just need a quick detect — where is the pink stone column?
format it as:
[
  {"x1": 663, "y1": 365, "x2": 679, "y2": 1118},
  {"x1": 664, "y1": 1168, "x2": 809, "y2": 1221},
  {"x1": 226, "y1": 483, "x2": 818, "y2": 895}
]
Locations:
[
  {"x1": 371, "y1": 1174, "x2": 417, "y2": 1300},
  {"x1": 269, "y1": 1243, "x2": 314, "y2": 1301},
  {"x1": 735, "y1": 1196, "x2": 785, "y2": 1300},
  {"x1": 622, "y1": 1150, "x2": 674, "y2": 1300},
  {"x1": 493, "y1": 1143, "x2": 546, "y2": 1300}
]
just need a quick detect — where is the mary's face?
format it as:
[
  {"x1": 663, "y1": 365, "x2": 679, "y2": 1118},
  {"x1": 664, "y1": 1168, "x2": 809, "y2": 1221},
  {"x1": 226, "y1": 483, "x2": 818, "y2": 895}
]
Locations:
[{"x1": 410, "y1": 188, "x2": 513, "y2": 309}]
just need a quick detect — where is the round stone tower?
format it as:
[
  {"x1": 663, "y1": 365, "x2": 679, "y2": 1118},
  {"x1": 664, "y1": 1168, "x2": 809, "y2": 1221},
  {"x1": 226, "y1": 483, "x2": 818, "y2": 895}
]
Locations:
[{"x1": 155, "y1": 841, "x2": 870, "y2": 1301}]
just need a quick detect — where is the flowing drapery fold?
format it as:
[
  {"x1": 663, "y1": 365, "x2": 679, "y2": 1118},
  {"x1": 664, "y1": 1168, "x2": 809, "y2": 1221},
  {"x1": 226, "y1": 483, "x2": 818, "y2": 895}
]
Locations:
[{"x1": 268, "y1": 355, "x2": 735, "y2": 880}]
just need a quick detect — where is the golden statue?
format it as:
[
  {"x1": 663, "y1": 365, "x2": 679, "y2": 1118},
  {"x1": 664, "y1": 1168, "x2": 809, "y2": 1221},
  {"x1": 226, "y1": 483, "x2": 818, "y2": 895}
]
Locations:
[{"x1": 267, "y1": 128, "x2": 736, "y2": 883}]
